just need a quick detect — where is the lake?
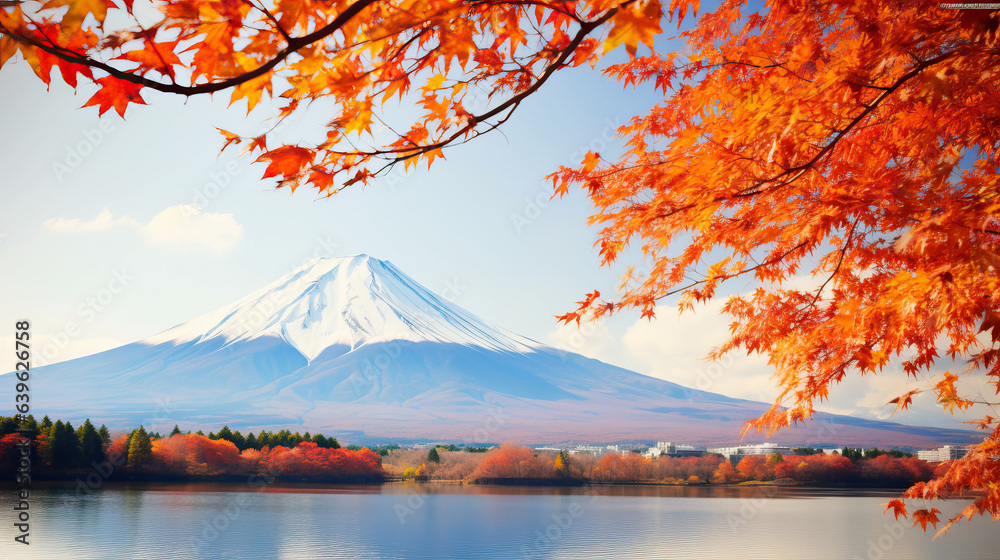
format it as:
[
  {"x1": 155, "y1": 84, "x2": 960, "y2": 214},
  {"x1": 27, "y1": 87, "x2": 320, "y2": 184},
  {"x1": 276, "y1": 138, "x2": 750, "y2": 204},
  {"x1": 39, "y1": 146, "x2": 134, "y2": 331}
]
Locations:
[{"x1": 2, "y1": 482, "x2": 997, "y2": 559}]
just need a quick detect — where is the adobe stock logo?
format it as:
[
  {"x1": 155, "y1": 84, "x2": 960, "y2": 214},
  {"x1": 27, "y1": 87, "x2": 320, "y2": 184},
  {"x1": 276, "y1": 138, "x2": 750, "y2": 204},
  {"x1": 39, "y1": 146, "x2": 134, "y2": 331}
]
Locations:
[{"x1": 938, "y1": 2, "x2": 1000, "y2": 8}]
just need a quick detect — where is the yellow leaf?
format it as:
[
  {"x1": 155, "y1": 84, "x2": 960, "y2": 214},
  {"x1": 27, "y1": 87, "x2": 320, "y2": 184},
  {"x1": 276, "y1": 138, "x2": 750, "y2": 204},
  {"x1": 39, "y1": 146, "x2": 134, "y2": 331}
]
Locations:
[
  {"x1": 423, "y1": 74, "x2": 445, "y2": 92},
  {"x1": 41, "y1": 0, "x2": 110, "y2": 34},
  {"x1": 604, "y1": 0, "x2": 663, "y2": 58},
  {"x1": 229, "y1": 73, "x2": 272, "y2": 114}
]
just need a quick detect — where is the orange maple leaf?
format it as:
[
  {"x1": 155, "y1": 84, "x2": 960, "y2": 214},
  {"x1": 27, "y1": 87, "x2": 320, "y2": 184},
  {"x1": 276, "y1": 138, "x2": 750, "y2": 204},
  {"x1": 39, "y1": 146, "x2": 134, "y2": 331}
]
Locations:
[
  {"x1": 82, "y1": 75, "x2": 145, "y2": 117},
  {"x1": 244, "y1": 135, "x2": 268, "y2": 154},
  {"x1": 887, "y1": 389, "x2": 921, "y2": 414},
  {"x1": 216, "y1": 128, "x2": 243, "y2": 152},
  {"x1": 935, "y1": 372, "x2": 972, "y2": 414},
  {"x1": 882, "y1": 499, "x2": 908, "y2": 520},
  {"x1": 604, "y1": 0, "x2": 663, "y2": 58},
  {"x1": 116, "y1": 40, "x2": 182, "y2": 78},
  {"x1": 912, "y1": 508, "x2": 941, "y2": 532},
  {"x1": 307, "y1": 168, "x2": 335, "y2": 193},
  {"x1": 0, "y1": 36, "x2": 19, "y2": 71},
  {"x1": 229, "y1": 73, "x2": 273, "y2": 114}
]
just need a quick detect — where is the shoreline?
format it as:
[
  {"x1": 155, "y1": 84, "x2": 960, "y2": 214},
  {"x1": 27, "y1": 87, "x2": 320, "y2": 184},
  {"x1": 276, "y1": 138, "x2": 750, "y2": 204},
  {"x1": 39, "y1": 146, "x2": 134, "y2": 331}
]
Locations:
[{"x1": 0, "y1": 476, "x2": 926, "y2": 491}]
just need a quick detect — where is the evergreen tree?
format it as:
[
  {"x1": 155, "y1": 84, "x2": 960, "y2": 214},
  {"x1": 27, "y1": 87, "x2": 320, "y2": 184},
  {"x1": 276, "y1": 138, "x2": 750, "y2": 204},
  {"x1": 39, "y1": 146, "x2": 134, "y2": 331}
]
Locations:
[
  {"x1": 0, "y1": 416, "x2": 18, "y2": 437},
  {"x1": 216, "y1": 426, "x2": 233, "y2": 441},
  {"x1": 77, "y1": 419, "x2": 104, "y2": 467},
  {"x1": 277, "y1": 429, "x2": 292, "y2": 447},
  {"x1": 48, "y1": 420, "x2": 78, "y2": 470},
  {"x1": 127, "y1": 426, "x2": 152, "y2": 471},
  {"x1": 428, "y1": 447, "x2": 441, "y2": 463},
  {"x1": 123, "y1": 430, "x2": 134, "y2": 464},
  {"x1": 20, "y1": 414, "x2": 38, "y2": 436},
  {"x1": 841, "y1": 448, "x2": 863, "y2": 461},
  {"x1": 230, "y1": 430, "x2": 247, "y2": 451},
  {"x1": 195, "y1": 430, "x2": 204, "y2": 436},
  {"x1": 170, "y1": 425, "x2": 182, "y2": 437},
  {"x1": 40, "y1": 415, "x2": 52, "y2": 431},
  {"x1": 310, "y1": 433, "x2": 340, "y2": 449},
  {"x1": 98, "y1": 424, "x2": 111, "y2": 446},
  {"x1": 245, "y1": 432, "x2": 258, "y2": 450},
  {"x1": 208, "y1": 431, "x2": 217, "y2": 440}
]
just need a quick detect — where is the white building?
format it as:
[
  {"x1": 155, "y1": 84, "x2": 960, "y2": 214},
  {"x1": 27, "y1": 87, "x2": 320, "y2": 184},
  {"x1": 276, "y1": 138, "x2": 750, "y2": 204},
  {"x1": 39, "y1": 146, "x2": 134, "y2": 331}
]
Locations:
[
  {"x1": 644, "y1": 442, "x2": 704, "y2": 458},
  {"x1": 918, "y1": 445, "x2": 970, "y2": 462},
  {"x1": 707, "y1": 443, "x2": 794, "y2": 463}
]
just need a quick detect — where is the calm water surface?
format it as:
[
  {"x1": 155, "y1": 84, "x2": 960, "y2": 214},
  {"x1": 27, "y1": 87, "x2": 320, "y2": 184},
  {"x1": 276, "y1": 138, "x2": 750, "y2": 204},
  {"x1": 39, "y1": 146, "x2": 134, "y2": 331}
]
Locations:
[{"x1": 2, "y1": 482, "x2": 997, "y2": 559}]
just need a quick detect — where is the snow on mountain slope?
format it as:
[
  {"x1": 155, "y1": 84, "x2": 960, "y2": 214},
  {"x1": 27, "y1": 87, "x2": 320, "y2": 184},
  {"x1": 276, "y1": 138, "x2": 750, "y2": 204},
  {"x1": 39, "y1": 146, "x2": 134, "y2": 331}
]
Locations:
[
  {"x1": 1, "y1": 255, "x2": 981, "y2": 447},
  {"x1": 143, "y1": 255, "x2": 540, "y2": 360}
]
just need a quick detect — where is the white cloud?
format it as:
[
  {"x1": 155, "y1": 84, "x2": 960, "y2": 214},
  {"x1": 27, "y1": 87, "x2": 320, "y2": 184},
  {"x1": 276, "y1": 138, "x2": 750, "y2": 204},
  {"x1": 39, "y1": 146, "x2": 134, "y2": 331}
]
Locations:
[
  {"x1": 43, "y1": 207, "x2": 138, "y2": 232},
  {"x1": 546, "y1": 319, "x2": 616, "y2": 362},
  {"x1": 615, "y1": 295, "x2": 982, "y2": 429},
  {"x1": 42, "y1": 205, "x2": 242, "y2": 254},
  {"x1": 620, "y1": 299, "x2": 779, "y2": 404},
  {"x1": 142, "y1": 204, "x2": 242, "y2": 254}
]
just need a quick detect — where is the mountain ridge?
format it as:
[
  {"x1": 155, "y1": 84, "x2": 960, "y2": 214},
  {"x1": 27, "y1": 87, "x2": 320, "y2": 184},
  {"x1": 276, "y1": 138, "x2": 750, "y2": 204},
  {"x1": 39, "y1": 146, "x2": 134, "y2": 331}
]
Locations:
[{"x1": 2, "y1": 255, "x2": 980, "y2": 447}]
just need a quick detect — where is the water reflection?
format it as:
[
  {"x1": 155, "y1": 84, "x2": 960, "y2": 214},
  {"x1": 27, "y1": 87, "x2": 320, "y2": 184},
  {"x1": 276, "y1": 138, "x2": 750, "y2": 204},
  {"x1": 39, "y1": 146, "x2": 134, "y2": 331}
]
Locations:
[{"x1": 2, "y1": 482, "x2": 995, "y2": 559}]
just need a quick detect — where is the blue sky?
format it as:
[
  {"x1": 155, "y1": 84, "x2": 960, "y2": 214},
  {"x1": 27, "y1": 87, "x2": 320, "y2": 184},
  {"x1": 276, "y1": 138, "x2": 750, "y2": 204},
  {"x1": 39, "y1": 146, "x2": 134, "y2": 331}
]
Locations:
[{"x1": 0, "y1": 13, "x2": 976, "y2": 432}]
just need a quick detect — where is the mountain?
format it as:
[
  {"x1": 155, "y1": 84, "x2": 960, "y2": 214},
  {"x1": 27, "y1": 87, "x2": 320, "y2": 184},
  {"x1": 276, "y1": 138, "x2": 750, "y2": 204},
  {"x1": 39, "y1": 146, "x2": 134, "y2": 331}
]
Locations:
[{"x1": 4, "y1": 255, "x2": 979, "y2": 447}]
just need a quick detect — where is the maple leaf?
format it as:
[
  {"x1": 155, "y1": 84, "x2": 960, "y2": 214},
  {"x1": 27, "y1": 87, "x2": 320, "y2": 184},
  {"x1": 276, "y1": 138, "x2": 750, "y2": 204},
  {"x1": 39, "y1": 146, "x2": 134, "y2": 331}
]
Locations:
[
  {"x1": 307, "y1": 168, "x2": 335, "y2": 193},
  {"x1": 882, "y1": 499, "x2": 908, "y2": 521},
  {"x1": 82, "y1": 75, "x2": 145, "y2": 117},
  {"x1": 36, "y1": 46, "x2": 94, "y2": 88},
  {"x1": 244, "y1": 135, "x2": 267, "y2": 154},
  {"x1": 116, "y1": 40, "x2": 182, "y2": 78},
  {"x1": 216, "y1": 128, "x2": 243, "y2": 152},
  {"x1": 912, "y1": 508, "x2": 941, "y2": 532},
  {"x1": 0, "y1": 36, "x2": 17, "y2": 70},
  {"x1": 41, "y1": 0, "x2": 112, "y2": 34},
  {"x1": 604, "y1": 0, "x2": 663, "y2": 58},
  {"x1": 935, "y1": 373, "x2": 972, "y2": 414},
  {"x1": 229, "y1": 73, "x2": 273, "y2": 114},
  {"x1": 887, "y1": 389, "x2": 921, "y2": 414},
  {"x1": 423, "y1": 147, "x2": 445, "y2": 168},
  {"x1": 256, "y1": 146, "x2": 315, "y2": 179},
  {"x1": 964, "y1": 415, "x2": 994, "y2": 430},
  {"x1": 980, "y1": 311, "x2": 1000, "y2": 344}
]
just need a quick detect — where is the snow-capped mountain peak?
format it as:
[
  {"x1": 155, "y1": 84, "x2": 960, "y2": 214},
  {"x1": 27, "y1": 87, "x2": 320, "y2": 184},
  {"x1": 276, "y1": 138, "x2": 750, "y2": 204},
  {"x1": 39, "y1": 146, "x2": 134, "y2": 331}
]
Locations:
[{"x1": 144, "y1": 255, "x2": 539, "y2": 360}]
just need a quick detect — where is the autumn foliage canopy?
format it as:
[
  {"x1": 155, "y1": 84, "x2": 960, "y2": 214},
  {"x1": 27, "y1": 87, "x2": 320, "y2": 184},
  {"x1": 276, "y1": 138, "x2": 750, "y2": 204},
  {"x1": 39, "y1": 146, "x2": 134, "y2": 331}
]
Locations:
[{"x1": 4, "y1": 0, "x2": 1000, "y2": 535}]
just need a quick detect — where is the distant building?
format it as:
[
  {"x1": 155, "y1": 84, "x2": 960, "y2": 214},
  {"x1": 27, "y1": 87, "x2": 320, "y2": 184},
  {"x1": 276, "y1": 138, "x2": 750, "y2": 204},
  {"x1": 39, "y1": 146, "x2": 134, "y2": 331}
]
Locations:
[
  {"x1": 567, "y1": 445, "x2": 621, "y2": 456},
  {"x1": 918, "y1": 445, "x2": 970, "y2": 462},
  {"x1": 707, "y1": 443, "x2": 793, "y2": 464},
  {"x1": 645, "y1": 441, "x2": 704, "y2": 458}
]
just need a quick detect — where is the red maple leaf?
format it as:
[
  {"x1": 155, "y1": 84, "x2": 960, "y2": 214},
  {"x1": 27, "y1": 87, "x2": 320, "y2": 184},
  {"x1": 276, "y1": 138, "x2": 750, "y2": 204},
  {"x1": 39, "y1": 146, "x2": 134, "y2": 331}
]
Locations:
[{"x1": 82, "y1": 75, "x2": 145, "y2": 117}]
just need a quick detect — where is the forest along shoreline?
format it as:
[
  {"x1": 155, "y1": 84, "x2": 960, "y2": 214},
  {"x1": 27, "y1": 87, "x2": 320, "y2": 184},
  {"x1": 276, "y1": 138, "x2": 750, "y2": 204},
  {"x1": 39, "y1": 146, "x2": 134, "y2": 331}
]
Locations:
[{"x1": 0, "y1": 416, "x2": 948, "y2": 490}]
